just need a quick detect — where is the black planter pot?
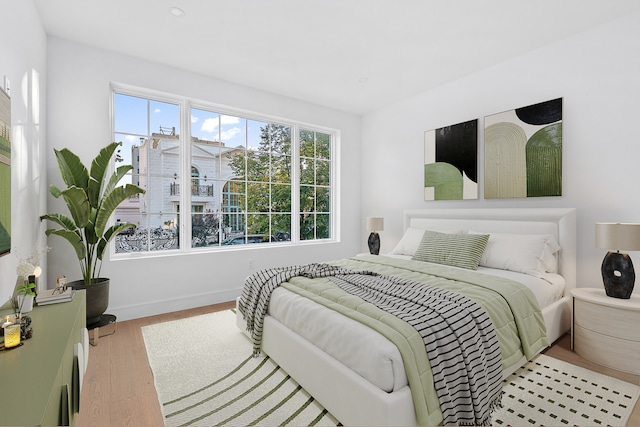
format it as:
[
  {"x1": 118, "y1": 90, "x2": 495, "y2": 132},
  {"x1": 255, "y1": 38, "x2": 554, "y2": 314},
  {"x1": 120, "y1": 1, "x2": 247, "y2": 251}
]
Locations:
[{"x1": 68, "y1": 278, "x2": 110, "y2": 324}]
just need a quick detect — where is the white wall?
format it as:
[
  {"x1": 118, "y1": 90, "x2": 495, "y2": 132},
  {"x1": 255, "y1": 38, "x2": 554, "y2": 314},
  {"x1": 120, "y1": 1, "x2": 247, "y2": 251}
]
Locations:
[
  {"x1": 0, "y1": 0, "x2": 48, "y2": 304},
  {"x1": 361, "y1": 10, "x2": 640, "y2": 294},
  {"x1": 45, "y1": 37, "x2": 362, "y2": 320}
]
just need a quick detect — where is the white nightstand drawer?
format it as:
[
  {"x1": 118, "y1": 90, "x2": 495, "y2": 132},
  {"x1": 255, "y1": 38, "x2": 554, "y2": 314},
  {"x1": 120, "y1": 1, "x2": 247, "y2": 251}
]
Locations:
[
  {"x1": 574, "y1": 298, "x2": 640, "y2": 341},
  {"x1": 574, "y1": 325, "x2": 640, "y2": 375}
]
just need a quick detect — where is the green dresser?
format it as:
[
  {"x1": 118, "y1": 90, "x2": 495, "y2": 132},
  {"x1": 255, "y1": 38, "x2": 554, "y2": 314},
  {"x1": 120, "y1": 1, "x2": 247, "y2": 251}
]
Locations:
[{"x1": 0, "y1": 290, "x2": 86, "y2": 426}]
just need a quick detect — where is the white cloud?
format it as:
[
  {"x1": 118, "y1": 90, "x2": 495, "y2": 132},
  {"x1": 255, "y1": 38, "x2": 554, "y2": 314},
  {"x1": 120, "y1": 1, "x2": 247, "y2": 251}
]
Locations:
[
  {"x1": 201, "y1": 117, "x2": 219, "y2": 133},
  {"x1": 221, "y1": 127, "x2": 242, "y2": 141},
  {"x1": 221, "y1": 115, "x2": 240, "y2": 125},
  {"x1": 124, "y1": 134, "x2": 137, "y2": 143},
  {"x1": 154, "y1": 108, "x2": 161, "y2": 113},
  {"x1": 191, "y1": 115, "x2": 199, "y2": 124}
]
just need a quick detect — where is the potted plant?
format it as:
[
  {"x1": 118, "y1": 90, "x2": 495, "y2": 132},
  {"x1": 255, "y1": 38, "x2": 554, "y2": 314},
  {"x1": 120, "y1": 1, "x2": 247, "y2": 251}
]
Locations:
[
  {"x1": 40, "y1": 142, "x2": 145, "y2": 324},
  {"x1": 14, "y1": 276, "x2": 36, "y2": 315}
]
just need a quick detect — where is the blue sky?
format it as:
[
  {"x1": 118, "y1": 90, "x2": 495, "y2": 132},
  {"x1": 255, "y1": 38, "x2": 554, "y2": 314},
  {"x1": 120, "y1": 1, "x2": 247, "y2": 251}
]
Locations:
[{"x1": 114, "y1": 93, "x2": 271, "y2": 167}]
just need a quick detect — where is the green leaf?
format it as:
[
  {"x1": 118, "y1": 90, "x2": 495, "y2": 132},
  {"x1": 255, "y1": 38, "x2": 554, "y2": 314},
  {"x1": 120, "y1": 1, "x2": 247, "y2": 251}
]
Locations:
[
  {"x1": 60, "y1": 186, "x2": 91, "y2": 228},
  {"x1": 103, "y1": 164, "x2": 133, "y2": 199},
  {"x1": 39, "y1": 212, "x2": 78, "y2": 232},
  {"x1": 88, "y1": 142, "x2": 121, "y2": 208},
  {"x1": 45, "y1": 229, "x2": 87, "y2": 260},
  {"x1": 94, "y1": 184, "x2": 145, "y2": 238},
  {"x1": 55, "y1": 148, "x2": 89, "y2": 190}
]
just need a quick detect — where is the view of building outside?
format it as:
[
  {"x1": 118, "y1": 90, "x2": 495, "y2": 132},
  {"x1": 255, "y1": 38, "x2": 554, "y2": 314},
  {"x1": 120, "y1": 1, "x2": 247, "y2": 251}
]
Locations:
[{"x1": 112, "y1": 91, "x2": 333, "y2": 254}]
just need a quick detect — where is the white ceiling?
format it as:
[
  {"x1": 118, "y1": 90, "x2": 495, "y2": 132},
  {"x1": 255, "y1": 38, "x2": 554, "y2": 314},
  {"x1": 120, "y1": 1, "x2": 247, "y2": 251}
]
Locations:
[{"x1": 32, "y1": 0, "x2": 640, "y2": 115}]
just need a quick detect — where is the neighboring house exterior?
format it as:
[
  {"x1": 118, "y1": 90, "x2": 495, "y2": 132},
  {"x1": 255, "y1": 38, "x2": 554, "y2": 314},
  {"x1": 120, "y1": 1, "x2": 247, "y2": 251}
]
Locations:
[{"x1": 115, "y1": 129, "x2": 244, "y2": 251}]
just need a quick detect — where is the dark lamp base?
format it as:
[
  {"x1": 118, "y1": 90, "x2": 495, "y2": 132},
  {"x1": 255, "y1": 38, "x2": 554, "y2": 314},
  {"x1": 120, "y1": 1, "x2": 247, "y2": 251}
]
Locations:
[
  {"x1": 368, "y1": 232, "x2": 380, "y2": 255},
  {"x1": 601, "y1": 251, "x2": 635, "y2": 299}
]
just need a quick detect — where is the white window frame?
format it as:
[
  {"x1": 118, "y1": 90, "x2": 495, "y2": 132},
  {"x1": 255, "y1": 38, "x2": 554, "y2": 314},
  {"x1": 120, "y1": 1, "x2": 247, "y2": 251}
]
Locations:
[{"x1": 110, "y1": 83, "x2": 339, "y2": 259}]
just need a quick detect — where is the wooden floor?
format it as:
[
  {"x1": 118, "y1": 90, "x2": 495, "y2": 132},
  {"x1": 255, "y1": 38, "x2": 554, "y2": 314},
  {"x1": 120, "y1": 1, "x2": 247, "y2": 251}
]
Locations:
[{"x1": 75, "y1": 302, "x2": 640, "y2": 427}]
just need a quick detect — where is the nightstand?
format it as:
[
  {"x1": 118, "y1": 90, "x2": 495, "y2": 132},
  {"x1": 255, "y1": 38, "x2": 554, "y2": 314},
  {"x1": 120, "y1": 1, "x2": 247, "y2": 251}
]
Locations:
[{"x1": 571, "y1": 288, "x2": 640, "y2": 375}]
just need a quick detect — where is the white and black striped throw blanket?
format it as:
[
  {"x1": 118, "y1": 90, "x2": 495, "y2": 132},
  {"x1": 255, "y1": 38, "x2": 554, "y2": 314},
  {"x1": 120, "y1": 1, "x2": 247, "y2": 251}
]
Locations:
[
  {"x1": 238, "y1": 263, "x2": 502, "y2": 426},
  {"x1": 238, "y1": 263, "x2": 377, "y2": 356}
]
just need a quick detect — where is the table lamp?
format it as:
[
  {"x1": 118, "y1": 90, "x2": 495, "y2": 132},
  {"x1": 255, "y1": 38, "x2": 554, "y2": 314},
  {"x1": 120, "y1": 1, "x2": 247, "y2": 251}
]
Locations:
[
  {"x1": 366, "y1": 217, "x2": 384, "y2": 255},
  {"x1": 595, "y1": 222, "x2": 640, "y2": 299}
]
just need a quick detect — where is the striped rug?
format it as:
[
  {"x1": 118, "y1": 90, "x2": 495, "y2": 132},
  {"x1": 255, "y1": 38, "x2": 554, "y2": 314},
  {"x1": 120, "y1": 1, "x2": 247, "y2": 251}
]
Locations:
[
  {"x1": 142, "y1": 309, "x2": 639, "y2": 427},
  {"x1": 141, "y1": 309, "x2": 339, "y2": 426}
]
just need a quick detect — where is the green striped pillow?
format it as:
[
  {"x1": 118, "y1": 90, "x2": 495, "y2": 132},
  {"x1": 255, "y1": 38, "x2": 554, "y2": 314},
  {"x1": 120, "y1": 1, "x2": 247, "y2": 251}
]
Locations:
[{"x1": 412, "y1": 230, "x2": 489, "y2": 270}]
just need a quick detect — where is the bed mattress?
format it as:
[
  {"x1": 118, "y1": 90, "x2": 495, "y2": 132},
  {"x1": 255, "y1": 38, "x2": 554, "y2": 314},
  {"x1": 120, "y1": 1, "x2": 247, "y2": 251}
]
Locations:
[{"x1": 267, "y1": 255, "x2": 563, "y2": 394}]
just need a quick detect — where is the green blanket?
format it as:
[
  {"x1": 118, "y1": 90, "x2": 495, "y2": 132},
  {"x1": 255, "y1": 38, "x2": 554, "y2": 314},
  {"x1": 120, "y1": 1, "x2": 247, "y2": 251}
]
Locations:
[{"x1": 280, "y1": 255, "x2": 550, "y2": 426}]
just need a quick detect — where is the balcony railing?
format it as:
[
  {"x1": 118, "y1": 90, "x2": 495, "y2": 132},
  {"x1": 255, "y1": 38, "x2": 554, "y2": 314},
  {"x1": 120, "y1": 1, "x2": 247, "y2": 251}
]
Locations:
[{"x1": 170, "y1": 183, "x2": 214, "y2": 197}]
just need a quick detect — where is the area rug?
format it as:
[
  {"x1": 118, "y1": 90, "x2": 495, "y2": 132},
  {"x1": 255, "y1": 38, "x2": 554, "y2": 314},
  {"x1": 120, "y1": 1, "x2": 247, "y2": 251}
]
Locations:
[
  {"x1": 494, "y1": 354, "x2": 639, "y2": 426},
  {"x1": 142, "y1": 310, "x2": 639, "y2": 427}
]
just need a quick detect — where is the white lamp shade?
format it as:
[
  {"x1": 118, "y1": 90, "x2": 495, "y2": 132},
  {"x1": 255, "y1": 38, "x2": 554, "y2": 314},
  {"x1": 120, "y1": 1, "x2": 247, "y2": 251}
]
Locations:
[
  {"x1": 595, "y1": 222, "x2": 640, "y2": 251},
  {"x1": 366, "y1": 217, "x2": 384, "y2": 232}
]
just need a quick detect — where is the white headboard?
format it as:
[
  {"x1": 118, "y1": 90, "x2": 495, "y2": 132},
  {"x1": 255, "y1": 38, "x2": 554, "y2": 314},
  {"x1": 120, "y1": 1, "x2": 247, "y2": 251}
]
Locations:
[{"x1": 403, "y1": 208, "x2": 577, "y2": 292}]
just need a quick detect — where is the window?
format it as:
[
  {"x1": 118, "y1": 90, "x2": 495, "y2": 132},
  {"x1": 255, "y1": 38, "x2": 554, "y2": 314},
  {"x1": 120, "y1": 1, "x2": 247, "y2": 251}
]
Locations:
[{"x1": 112, "y1": 86, "x2": 336, "y2": 255}]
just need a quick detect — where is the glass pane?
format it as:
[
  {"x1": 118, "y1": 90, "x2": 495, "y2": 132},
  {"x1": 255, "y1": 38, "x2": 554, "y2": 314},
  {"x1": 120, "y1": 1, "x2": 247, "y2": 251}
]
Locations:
[
  {"x1": 272, "y1": 214, "x2": 291, "y2": 241},
  {"x1": 316, "y1": 214, "x2": 330, "y2": 239},
  {"x1": 300, "y1": 213, "x2": 315, "y2": 241},
  {"x1": 192, "y1": 211, "x2": 221, "y2": 247},
  {"x1": 221, "y1": 114, "x2": 245, "y2": 147},
  {"x1": 271, "y1": 155, "x2": 291, "y2": 183},
  {"x1": 222, "y1": 212, "x2": 245, "y2": 237},
  {"x1": 246, "y1": 214, "x2": 270, "y2": 239},
  {"x1": 149, "y1": 100, "x2": 180, "y2": 137},
  {"x1": 191, "y1": 108, "x2": 220, "y2": 142},
  {"x1": 300, "y1": 129, "x2": 314, "y2": 157},
  {"x1": 271, "y1": 184, "x2": 291, "y2": 212},
  {"x1": 247, "y1": 119, "x2": 268, "y2": 152},
  {"x1": 316, "y1": 187, "x2": 330, "y2": 213},
  {"x1": 316, "y1": 160, "x2": 330, "y2": 186},
  {"x1": 149, "y1": 213, "x2": 179, "y2": 251},
  {"x1": 115, "y1": 214, "x2": 148, "y2": 253},
  {"x1": 316, "y1": 132, "x2": 331, "y2": 159},
  {"x1": 114, "y1": 132, "x2": 144, "y2": 173},
  {"x1": 300, "y1": 185, "x2": 315, "y2": 212},
  {"x1": 227, "y1": 151, "x2": 246, "y2": 180},
  {"x1": 300, "y1": 157, "x2": 314, "y2": 185},
  {"x1": 246, "y1": 150, "x2": 269, "y2": 182},
  {"x1": 192, "y1": 141, "x2": 223, "y2": 181},
  {"x1": 247, "y1": 182, "x2": 269, "y2": 212},
  {"x1": 114, "y1": 93, "x2": 148, "y2": 135}
]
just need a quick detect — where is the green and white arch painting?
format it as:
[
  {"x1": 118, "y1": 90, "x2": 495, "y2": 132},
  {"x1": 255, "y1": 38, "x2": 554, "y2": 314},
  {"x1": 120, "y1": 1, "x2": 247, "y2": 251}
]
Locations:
[
  {"x1": 484, "y1": 98, "x2": 562, "y2": 199},
  {"x1": 424, "y1": 119, "x2": 478, "y2": 200}
]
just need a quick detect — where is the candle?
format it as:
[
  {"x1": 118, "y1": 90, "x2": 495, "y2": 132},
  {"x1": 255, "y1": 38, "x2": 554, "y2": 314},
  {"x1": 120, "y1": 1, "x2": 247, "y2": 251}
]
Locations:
[{"x1": 3, "y1": 322, "x2": 20, "y2": 348}]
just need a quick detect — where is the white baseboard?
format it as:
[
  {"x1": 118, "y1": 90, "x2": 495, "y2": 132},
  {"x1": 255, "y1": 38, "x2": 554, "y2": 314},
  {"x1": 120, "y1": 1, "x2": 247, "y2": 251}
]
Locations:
[{"x1": 108, "y1": 287, "x2": 241, "y2": 321}]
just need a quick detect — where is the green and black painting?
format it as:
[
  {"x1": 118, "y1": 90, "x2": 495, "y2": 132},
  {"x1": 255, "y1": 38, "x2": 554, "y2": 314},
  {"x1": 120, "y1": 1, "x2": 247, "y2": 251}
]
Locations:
[{"x1": 424, "y1": 119, "x2": 478, "y2": 200}]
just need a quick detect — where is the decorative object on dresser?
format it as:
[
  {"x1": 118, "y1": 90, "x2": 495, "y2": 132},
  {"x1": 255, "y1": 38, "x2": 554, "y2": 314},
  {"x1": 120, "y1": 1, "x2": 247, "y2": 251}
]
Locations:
[
  {"x1": 40, "y1": 142, "x2": 145, "y2": 323},
  {"x1": 571, "y1": 287, "x2": 640, "y2": 375},
  {"x1": 595, "y1": 222, "x2": 640, "y2": 299},
  {"x1": 366, "y1": 216, "x2": 383, "y2": 255}
]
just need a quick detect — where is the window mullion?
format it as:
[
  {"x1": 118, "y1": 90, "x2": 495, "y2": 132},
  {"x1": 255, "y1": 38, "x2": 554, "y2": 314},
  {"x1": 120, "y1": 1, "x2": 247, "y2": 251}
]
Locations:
[
  {"x1": 181, "y1": 99, "x2": 192, "y2": 253},
  {"x1": 291, "y1": 124, "x2": 300, "y2": 243}
]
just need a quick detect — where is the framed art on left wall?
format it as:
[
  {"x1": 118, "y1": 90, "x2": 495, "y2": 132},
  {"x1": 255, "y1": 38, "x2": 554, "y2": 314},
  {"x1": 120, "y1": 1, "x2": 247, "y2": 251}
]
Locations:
[{"x1": 0, "y1": 86, "x2": 10, "y2": 256}]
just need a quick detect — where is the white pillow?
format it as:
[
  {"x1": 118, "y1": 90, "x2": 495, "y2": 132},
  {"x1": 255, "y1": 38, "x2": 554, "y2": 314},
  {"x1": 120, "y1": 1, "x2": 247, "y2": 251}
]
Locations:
[
  {"x1": 391, "y1": 227, "x2": 463, "y2": 256},
  {"x1": 469, "y1": 231, "x2": 560, "y2": 275}
]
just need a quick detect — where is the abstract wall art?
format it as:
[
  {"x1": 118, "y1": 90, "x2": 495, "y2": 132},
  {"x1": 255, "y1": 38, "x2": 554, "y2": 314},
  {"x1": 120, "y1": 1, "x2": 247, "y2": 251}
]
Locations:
[
  {"x1": 484, "y1": 98, "x2": 562, "y2": 199},
  {"x1": 0, "y1": 86, "x2": 10, "y2": 256},
  {"x1": 424, "y1": 119, "x2": 478, "y2": 200}
]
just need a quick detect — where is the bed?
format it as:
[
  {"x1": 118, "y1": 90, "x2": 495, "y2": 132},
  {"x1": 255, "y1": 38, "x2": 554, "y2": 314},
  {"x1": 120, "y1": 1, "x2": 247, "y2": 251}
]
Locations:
[{"x1": 236, "y1": 208, "x2": 576, "y2": 426}]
